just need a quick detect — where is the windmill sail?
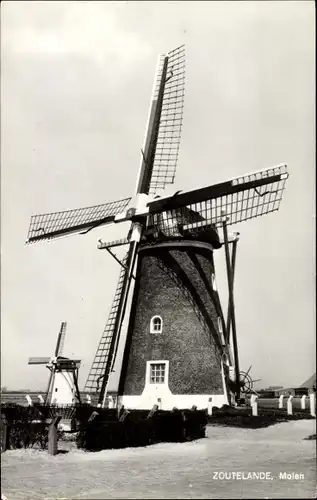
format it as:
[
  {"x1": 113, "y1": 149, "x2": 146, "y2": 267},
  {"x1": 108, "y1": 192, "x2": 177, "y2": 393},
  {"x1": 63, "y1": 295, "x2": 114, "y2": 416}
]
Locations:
[
  {"x1": 147, "y1": 164, "x2": 289, "y2": 233},
  {"x1": 55, "y1": 321, "x2": 67, "y2": 357},
  {"x1": 136, "y1": 45, "x2": 185, "y2": 195},
  {"x1": 148, "y1": 45, "x2": 185, "y2": 195},
  {"x1": 28, "y1": 356, "x2": 51, "y2": 364},
  {"x1": 84, "y1": 254, "x2": 129, "y2": 393},
  {"x1": 26, "y1": 197, "x2": 132, "y2": 244}
]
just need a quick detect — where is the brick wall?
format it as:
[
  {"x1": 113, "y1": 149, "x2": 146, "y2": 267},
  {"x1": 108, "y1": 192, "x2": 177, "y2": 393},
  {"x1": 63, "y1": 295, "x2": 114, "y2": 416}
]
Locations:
[{"x1": 119, "y1": 241, "x2": 225, "y2": 396}]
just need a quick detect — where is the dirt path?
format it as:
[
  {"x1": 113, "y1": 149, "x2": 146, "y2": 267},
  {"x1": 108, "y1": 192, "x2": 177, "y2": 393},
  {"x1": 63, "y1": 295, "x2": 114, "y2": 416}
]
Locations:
[{"x1": 1, "y1": 420, "x2": 316, "y2": 499}]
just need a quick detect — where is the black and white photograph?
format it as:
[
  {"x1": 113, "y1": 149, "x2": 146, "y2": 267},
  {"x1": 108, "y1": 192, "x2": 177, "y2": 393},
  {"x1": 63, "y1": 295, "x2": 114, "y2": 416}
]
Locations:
[{"x1": 1, "y1": 1, "x2": 315, "y2": 499}]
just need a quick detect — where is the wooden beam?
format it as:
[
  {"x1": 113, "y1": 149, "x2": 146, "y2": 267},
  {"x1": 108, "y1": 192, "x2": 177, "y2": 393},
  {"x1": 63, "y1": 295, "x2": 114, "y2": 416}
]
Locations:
[
  {"x1": 222, "y1": 215, "x2": 240, "y2": 400},
  {"x1": 147, "y1": 174, "x2": 283, "y2": 214},
  {"x1": 226, "y1": 237, "x2": 238, "y2": 340}
]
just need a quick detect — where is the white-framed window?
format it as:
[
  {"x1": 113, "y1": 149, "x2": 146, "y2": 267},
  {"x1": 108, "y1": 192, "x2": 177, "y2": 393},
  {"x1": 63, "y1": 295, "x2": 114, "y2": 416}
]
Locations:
[
  {"x1": 149, "y1": 362, "x2": 166, "y2": 384},
  {"x1": 150, "y1": 315, "x2": 163, "y2": 334},
  {"x1": 211, "y1": 273, "x2": 217, "y2": 291}
]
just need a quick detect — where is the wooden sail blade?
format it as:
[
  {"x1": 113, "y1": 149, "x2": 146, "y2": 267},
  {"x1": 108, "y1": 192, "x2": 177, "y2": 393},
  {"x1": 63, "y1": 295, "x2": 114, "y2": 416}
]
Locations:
[
  {"x1": 86, "y1": 237, "x2": 139, "y2": 407},
  {"x1": 55, "y1": 321, "x2": 67, "y2": 357},
  {"x1": 147, "y1": 164, "x2": 289, "y2": 232},
  {"x1": 148, "y1": 45, "x2": 185, "y2": 195},
  {"x1": 136, "y1": 45, "x2": 185, "y2": 196},
  {"x1": 45, "y1": 370, "x2": 54, "y2": 405},
  {"x1": 26, "y1": 197, "x2": 132, "y2": 244},
  {"x1": 28, "y1": 357, "x2": 51, "y2": 365},
  {"x1": 84, "y1": 254, "x2": 129, "y2": 394}
]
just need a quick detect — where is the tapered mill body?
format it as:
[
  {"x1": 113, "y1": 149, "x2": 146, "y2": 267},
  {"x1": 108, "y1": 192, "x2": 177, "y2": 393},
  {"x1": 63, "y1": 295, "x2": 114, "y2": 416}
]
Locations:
[
  {"x1": 117, "y1": 237, "x2": 232, "y2": 410},
  {"x1": 26, "y1": 45, "x2": 289, "y2": 410}
]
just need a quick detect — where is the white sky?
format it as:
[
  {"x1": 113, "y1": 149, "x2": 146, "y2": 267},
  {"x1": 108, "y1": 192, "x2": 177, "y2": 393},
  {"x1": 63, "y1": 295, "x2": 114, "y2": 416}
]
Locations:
[{"x1": 1, "y1": 1, "x2": 315, "y2": 391}]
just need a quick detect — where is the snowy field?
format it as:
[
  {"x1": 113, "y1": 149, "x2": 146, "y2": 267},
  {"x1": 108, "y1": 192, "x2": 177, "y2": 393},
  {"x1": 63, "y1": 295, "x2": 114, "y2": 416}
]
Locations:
[{"x1": 1, "y1": 420, "x2": 316, "y2": 499}]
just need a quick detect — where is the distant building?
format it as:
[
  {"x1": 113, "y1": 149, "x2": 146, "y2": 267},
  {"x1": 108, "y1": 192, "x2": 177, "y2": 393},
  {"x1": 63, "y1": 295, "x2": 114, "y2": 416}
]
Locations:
[
  {"x1": 300, "y1": 373, "x2": 316, "y2": 390},
  {"x1": 257, "y1": 389, "x2": 280, "y2": 398},
  {"x1": 263, "y1": 374, "x2": 316, "y2": 397}
]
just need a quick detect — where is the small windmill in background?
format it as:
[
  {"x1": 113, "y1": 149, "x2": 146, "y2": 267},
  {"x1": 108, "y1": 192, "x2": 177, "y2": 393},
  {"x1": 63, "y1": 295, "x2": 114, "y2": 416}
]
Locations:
[{"x1": 28, "y1": 322, "x2": 81, "y2": 405}]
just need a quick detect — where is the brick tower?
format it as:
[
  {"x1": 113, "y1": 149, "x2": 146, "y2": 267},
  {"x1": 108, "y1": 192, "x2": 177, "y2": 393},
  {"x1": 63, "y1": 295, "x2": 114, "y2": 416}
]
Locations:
[{"x1": 118, "y1": 226, "x2": 232, "y2": 410}]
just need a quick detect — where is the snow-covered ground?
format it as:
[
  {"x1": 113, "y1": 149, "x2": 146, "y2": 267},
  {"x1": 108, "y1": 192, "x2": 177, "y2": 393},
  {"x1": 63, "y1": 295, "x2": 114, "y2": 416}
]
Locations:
[{"x1": 1, "y1": 420, "x2": 316, "y2": 499}]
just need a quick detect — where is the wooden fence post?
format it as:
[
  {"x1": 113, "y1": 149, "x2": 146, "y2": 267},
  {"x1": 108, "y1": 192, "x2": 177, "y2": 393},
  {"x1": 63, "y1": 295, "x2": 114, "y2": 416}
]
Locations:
[
  {"x1": 250, "y1": 394, "x2": 257, "y2": 406},
  {"x1": 147, "y1": 404, "x2": 158, "y2": 420},
  {"x1": 251, "y1": 396, "x2": 258, "y2": 416},
  {"x1": 117, "y1": 405, "x2": 124, "y2": 419},
  {"x1": 48, "y1": 416, "x2": 62, "y2": 456},
  {"x1": 287, "y1": 395, "x2": 293, "y2": 415},
  {"x1": 1, "y1": 423, "x2": 10, "y2": 452},
  {"x1": 279, "y1": 394, "x2": 284, "y2": 409},
  {"x1": 301, "y1": 395, "x2": 306, "y2": 410},
  {"x1": 119, "y1": 409, "x2": 130, "y2": 422},
  {"x1": 157, "y1": 398, "x2": 162, "y2": 410},
  {"x1": 25, "y1": 395, "x2": 33, "y2": 406},
  {"x1": 207, "y1": 397, "x2": 212, "y2": 416},
  {"x1": 309, "y1": 393, "x2": 316, "y2": 417},
  {"x1": 88, "y1": 411, "x2": 99, "y2": 423}
]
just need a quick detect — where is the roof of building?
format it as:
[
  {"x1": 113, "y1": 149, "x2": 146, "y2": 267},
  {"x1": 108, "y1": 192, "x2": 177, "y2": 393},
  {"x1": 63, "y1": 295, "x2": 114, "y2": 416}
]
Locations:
[{"x1": 300, "y1": 372, "x2": 316, "y2": 389}]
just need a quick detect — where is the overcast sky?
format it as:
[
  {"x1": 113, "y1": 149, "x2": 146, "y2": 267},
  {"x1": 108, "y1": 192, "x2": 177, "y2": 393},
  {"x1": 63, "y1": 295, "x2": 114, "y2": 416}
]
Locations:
[{"x1": 1, "y1": 1, "x2": 315, "y2": 392}]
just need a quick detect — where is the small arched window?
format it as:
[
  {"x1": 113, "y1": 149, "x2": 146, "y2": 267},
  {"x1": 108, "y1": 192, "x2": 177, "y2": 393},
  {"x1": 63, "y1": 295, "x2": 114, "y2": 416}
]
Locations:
[{"x1": 150, "y1": 315, "x2": 163, "y2": 334}]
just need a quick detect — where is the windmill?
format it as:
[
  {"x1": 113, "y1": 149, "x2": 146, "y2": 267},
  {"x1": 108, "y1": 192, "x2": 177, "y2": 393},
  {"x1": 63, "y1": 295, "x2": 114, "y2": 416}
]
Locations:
[
  {"x1": 28, "y1": 322, "x2": 81, "y2": 405},
  {"x1": 26, "y1": 45, "x2": 289, "y2": 410}
]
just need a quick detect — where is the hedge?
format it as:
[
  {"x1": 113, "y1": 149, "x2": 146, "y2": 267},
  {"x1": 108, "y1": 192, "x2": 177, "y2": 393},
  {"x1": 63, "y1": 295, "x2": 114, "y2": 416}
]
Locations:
[{"x1": 208, "y1": 405, "x2": 315, "y2": 428}]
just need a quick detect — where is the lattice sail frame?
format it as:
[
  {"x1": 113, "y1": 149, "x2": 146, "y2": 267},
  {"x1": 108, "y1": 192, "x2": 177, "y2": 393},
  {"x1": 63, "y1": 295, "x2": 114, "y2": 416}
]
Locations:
[
  {"x1": 55, "y1": 321, "x2": 67, "y2": 357},
  {"x1": 28, "y1": 356, "x2": 51, "y2": 365},
  {"x1": 148, "y1": 45, "x2": 185, "y2": 195},
  {"x1": 147, "y1": 164, "x2": 289, "y2": 236},
  {"x1": 28, "y1": 321, "x2": 68, "y2": 364},
  {"x1": 26, "y1": 197, "x2": 132, "y2": 244},
  {"x1": 84, "y1": 253, "x2": 129, "y2": 393}
]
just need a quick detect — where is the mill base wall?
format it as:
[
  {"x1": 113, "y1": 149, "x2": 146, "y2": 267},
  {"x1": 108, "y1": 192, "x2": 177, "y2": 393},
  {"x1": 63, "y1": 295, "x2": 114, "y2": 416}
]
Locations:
[{"x1": 119, "y1": 240, "x2": 229, "y2": 406}]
